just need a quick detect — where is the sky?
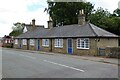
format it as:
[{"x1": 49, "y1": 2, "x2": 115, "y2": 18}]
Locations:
[{"x1": 0, "y1": 0, "x2": 120, "y2": 37}]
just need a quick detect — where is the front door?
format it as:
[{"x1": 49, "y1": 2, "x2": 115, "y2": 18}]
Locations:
[
  {"x1": 67, "y1": 38, "x2": 73, "y2": 54},
  {"x1": 37, "y1": 39, "x2": 40, "y2": 50}
]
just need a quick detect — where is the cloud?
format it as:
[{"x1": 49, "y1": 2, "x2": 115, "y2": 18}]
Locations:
[
  {"x1": 27, "y1": 0, "x2": 48, "y2": 12},
  {"x1": 0, "y1": 0, "x2": 120, "y2": 37},
  {"x1": 87, "y1": 0, "x2": 119, "y2": 13},
  {"x1": 27, "y1": 4, "x2": 45, "y2": 11},
  {"x1": 0, "y1": 0, "x2": 49, "y2": 37}
]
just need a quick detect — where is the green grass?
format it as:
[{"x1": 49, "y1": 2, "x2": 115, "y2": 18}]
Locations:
[{"x1": 38, "y1": 52, "x2": 44, "y2": 54}]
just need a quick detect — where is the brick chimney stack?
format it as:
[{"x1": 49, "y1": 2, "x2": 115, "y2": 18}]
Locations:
[
  {"x1": 78, "y1": 9, "x2": 86, "y2": 25},
  {"x1": 32, "y1": 19, "x2": 36, "y2": 30},
  {"x1": 48, "y1": 16, "x2": 53, "y2": 29}
]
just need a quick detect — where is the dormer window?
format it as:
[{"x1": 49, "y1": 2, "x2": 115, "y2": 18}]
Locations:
[{"x1": 23, "y1": 26, "x2": 27, "y2": 33}]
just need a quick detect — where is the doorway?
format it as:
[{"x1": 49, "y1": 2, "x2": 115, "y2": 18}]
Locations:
[{"x1": 67, "y1": 38, "x2": 73, "y2": 54}]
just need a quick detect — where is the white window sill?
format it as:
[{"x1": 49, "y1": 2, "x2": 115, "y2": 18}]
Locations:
[
  {"x1": 42, "y1": 45, "x2": 49, "y2": 47},
  {"x1": 54, "y1": 46, "x2": 63, "y2": 48},
  {"x1": 30, "y1": 45, "x2": 34, "y2": 46},
  {"x1": 77, "y1": 48, "x2": 89, "y2": 50}
]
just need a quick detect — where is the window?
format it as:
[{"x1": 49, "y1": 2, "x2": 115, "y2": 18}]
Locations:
[
  {"x1": 54, "y1": 39, "x2": 63, "y2": 48},
  {"x1": 7, "y1": 40, "x2": 9, "y2": 43},
  {"x1": 42, "y1": 39, "x2": 49, "y2": 47},
  {"x1": 77, "y1": 38, "x2": 89, "y2": 49},
  {"x1": 22, "y1": 39, "x2": 27, "y2": 45},
  {"x1": 15, "y1": 39, "x2": 18, "y2": 44},
  {"x1": 30, "y1": 39, "x2": 34, "y2": 46}
]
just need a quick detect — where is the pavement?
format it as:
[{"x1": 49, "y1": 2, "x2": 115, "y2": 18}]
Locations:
[{"x1": 3, "y1": 48, "x2": 119, "y2": 66}]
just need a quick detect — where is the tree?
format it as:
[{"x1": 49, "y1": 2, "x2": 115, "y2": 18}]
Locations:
[
  {"x1": 88, "y1": 7, "x2": 120, "y2": 36},
  {"x1": 88, "y1": 7, "x2": 110, "y2": 28},
  {"x1": 46, "y1": 0, "x2": 94, "y2": 26},
  {"x1": 9, "y1": 22, "x2": 23, "y2": 37}
]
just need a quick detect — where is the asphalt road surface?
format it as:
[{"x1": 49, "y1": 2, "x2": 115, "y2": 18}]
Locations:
[{"x1": 2, "y1": 48, "x2": 118, "y2": 78}]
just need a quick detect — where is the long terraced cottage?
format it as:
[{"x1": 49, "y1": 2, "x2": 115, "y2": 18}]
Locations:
[{"x1": 14, "y1": 10, "x2": 119, "y2": 56}]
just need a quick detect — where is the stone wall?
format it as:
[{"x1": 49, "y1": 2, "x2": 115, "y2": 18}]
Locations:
[
  {"x1": 97, "y1": 38, "x2": 118, "y2": 48},
  {"x1": 13, "y1": 38, "x2": 119, "y2": 57},
  {"x1": 52, "y1": 39, "x2": 67, "y2": 54},
  {"x1": 73, "y1": 38, "x2": 97, "y2": 56},
  {"x1": 40, "y1": 39, "x2": 51, "y2": 52},
  {"x1": 14, "y1": 39, "x2": 21, "y2": 49}
]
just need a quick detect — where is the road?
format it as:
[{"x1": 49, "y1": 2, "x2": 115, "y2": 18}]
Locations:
[
  {"x1": 2, "y1": 48, "x2": 118, "y2": 78},
  {"x1": 0, "y1": 47, "x2": 2, "y2": 79}
]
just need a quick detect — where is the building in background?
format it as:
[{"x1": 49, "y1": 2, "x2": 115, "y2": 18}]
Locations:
[
  {"x1": 0, "y1": 37, "x2": 2, "y2": 47},
  {"x1": 2, "y1": 35, "x2": 14, "y2": 48}
]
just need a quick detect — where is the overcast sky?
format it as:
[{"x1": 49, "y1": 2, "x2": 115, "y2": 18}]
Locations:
[{"x1": 0, "y1": 0, "x2": 119, "y2": 37}]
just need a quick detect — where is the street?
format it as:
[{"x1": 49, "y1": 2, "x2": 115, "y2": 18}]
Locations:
[
  {"x1": 2, "y1": 48, "x2": 118, "y2": 78},
  {"x1": 0, "y1": 47, "x2": 2, "y2": 79}
]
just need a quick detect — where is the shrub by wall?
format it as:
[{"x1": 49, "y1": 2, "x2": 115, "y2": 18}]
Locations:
[{"x1": 105, "y1": 47, "x2": 120, "y2": 59}]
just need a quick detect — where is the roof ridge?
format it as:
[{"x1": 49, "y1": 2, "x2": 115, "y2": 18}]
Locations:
[
  {"x1": 55, "y1": 24, "x2": 79, "y2": 27},
  {"x1": 88, "y1": 23, "x2": 98, "y2": 36}
]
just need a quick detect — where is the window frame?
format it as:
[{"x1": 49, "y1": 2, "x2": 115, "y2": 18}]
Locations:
[
  {"x1": 42, "y1": 39, "x2": 49, "y2": 47},
  {"x1": 77, "y1": 38, "x2": 89, "y2": 49},
  {"x1": 22, "y1": 39, "x2": 27, "y2": 45},
  {"x1": 54, "y1": 39, "x2": 63, "y2": 48},
  {"x1": 30, "y1": 39, "x2": 35, "y2": 46},
  {"x1": 15, "y1": 39, "x2": 18, "y2": 44}
]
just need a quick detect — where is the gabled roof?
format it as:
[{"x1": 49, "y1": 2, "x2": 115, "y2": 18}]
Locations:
[{"x1": 15, "y1": 23, "x2": 118, "y2": 39}]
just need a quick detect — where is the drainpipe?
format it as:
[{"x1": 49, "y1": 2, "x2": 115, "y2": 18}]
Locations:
[
  {"x1": 95, "y1": 38, "x2": 98, "y2": 56},
  {"x1": 50, "y1": 39, "x2": 52, "y2": 52}
]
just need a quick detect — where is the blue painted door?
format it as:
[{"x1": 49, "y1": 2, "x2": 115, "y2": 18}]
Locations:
[
  {"x1": 37, "y1": 39, "x2": 40, "y2": 50},
  {"x1": 67, "y1": 38, "x2": 73, "y2": 54}
]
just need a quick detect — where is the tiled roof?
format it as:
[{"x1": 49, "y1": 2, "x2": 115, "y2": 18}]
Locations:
[
  {"x1": 15, "y1": 23, "x2": 118, "y2": 39},
  {"x1": 24, "y1": 24, "x2": 44, "y2": 31},
  {"x1": 89, "y1": 23, "x2": 118, "y2": 37}
]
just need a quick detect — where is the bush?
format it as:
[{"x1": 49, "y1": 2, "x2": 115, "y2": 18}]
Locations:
[{"x1": 105, "y1": 47, "x2": 120, "y2": 59}]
